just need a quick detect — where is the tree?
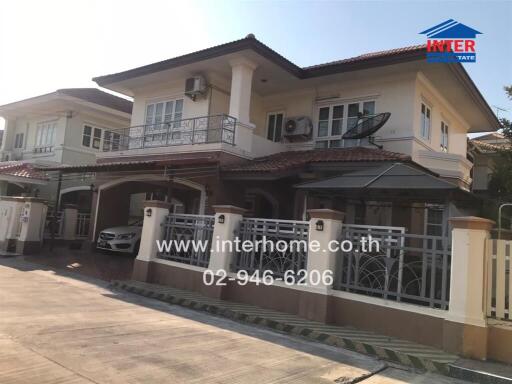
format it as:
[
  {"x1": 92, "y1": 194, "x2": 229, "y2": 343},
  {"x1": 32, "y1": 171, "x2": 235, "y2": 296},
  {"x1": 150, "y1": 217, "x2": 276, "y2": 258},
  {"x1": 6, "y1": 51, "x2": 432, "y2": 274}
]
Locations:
[
  {"x1": 505, "y1": 85, "x2": 512, "y2": 99},
  {"x1": 488, "y1": 85, "x2": 512, "y2": 198}
]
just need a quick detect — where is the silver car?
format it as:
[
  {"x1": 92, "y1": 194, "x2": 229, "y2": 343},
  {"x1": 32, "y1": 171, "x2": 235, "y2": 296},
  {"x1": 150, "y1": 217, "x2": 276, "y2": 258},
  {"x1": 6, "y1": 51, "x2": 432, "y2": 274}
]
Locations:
[{"x1": 97, "y1": 220, "x2": 143, "y2": 255}]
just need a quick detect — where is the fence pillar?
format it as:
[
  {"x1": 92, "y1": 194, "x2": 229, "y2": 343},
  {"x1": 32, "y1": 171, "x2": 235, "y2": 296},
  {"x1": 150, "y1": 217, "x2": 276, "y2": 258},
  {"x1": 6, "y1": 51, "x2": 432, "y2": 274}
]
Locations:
[
  {"x1": 444, "y1": 216, "x2": 494, "y2": 360},
  {"x1": 300, "y1": 209, "x2": 344, "y2": 322},
  {"x1": 132, "y1": 200, "x2": 171, "y2": 282},
  {"x1": 62, "y1": 204, "x2": 78, "y2": 241},
  {"x1": 16, "y1": 198, "x2": 48, "y2": 255},
  {"x1": 208, "y1": 205, "x2": 246, "y2": 272}
]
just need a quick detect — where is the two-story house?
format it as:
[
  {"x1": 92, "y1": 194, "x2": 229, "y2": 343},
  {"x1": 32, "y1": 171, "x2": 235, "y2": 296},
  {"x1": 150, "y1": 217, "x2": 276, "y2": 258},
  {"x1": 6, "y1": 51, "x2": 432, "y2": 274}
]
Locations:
[
  {"x1": 0, "y1": 88, "x2": 132, "y2": 210},
  {"x1": 40, "y1": 35, "x2": 499, "y2": 239}
]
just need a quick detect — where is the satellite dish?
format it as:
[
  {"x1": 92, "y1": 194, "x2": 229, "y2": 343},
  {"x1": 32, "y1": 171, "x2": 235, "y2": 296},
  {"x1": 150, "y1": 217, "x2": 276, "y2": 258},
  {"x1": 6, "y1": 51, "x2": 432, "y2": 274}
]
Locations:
[{"x1": 342, "y1": 112, "x2": 391, "y2": 140}]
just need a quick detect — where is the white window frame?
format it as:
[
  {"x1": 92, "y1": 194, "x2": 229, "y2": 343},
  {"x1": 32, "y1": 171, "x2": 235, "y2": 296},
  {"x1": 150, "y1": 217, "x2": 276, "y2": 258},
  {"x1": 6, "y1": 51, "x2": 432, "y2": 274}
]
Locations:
[
  {"x1": 14, "y1": 133, "x2": 24, "y2": 149},
  {"x1": 420, "y1": 103, "x2": 432, "y2": 141},
  {"x1": 266, "y1": 111, "x2": 284, "y2": 142},
  {"x1": 440, "y1": 121, "x2": 449, "y2": 152},
  {"x1": 424, "y1": 204, "x2": 446, "y2": 237},
  {"x1": 35, "y1": 120, "x2": 57, "y2": 148},
  {"x1": 314, "y1": 100, "x2": 376, "y2": 148},
  {"x1": 82, "y1": 123, "x2": 119, "y2": 151},
  {"x1": 144, "y1": 98, "x2": 185, "y2": 145}
]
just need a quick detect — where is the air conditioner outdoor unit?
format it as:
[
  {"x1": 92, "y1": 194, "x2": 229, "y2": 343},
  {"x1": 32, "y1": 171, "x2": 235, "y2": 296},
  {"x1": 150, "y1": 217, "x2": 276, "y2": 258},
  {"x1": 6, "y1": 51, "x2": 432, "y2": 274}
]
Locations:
[
  {"x1": 283, "y1": 116, "x2": 313, "y2": 141},
  {"x1": 185, "y1": 76, "x2": 207, "y2": 101}
]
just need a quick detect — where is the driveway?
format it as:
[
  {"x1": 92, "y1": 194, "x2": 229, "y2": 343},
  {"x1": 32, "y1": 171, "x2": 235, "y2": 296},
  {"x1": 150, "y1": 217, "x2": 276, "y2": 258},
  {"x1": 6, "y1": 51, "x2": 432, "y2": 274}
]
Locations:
[
  {"x1": 0, "y1": 257, "x2": 468, "y2": 384},
  {"x1": 25, "y1": 244, "x2": 134, "y2": 281}
]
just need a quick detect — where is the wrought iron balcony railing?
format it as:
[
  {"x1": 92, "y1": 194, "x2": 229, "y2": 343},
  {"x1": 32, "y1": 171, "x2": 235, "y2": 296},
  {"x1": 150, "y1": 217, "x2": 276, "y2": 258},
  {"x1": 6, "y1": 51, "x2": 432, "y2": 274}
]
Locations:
[{"x1": 102, "y1": 114, "x2": 236, "y2": 152}]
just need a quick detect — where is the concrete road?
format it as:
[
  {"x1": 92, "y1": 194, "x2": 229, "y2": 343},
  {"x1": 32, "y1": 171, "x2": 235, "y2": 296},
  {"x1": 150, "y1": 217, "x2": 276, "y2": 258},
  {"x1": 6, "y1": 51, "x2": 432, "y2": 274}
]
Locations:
[{"x1": 0, "y1": 258, "x2": 469, "y2": 384}]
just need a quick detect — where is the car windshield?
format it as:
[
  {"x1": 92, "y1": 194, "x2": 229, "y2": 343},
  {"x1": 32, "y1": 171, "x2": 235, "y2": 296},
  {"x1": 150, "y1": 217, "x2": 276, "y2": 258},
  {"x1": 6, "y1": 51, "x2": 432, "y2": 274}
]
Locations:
[{"x1": 128, "y1": 218, "x2": 143, "y2": 227}]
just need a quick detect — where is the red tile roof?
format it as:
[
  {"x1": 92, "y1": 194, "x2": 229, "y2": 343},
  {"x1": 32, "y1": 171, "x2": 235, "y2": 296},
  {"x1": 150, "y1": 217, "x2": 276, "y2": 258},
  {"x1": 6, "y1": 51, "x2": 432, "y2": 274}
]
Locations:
[
  {"x1": 304, "y1": 45, "x2": 427, "y2": 70},
  {"x1": 223, "y1": 147, "x2": 411, "y2": 174},
  {"x1": 0, "y1": 162, "x2": 48, "y2": 181}
]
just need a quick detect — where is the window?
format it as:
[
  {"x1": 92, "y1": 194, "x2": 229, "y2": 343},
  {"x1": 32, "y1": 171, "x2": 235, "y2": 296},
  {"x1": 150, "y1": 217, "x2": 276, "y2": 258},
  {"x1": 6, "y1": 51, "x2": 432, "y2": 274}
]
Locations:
[
  {"x1": 145, "y1": 99, "x2": 184, "y2": 129},
  {"x1": 425, "y1": 204, "x2": 445, "y2": 237},
  {"x1": 82, "y1": 125, "x2": 92, "y2": 147},
  {"x1": 103, "y1": 130, "x2": 121, "y2": 151},
  {"x1": 420, "y1": 103, "x2": 431, "y2": 140},
  {"x1": 35, "y1": 121, "x2": 56, "y2": 147},
  {"x1": 14, "y1": 133, "x2": 24, "y2": 149},
  {"x1": 266, "y1": 112, "x2": 284, "y2": 142},
  {"x1": 315, "y1": 100, "x2": 375, "y2": 148},
  {"x1": 92, "y1": 128, "x2": 102, "y2": 149},
  {"x1": 82, "y1": 124, "x2": 117, "y2": 151},
  {"x1": 440, "y1": 121, "x2": 449, "y2": 152}
]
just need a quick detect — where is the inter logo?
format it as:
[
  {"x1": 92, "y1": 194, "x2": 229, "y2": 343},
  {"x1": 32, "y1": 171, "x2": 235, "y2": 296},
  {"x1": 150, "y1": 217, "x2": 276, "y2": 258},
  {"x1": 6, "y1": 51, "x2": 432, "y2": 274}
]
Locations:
[{"x1": 420, "y1": 19, "x2": 482, "y2": 63}]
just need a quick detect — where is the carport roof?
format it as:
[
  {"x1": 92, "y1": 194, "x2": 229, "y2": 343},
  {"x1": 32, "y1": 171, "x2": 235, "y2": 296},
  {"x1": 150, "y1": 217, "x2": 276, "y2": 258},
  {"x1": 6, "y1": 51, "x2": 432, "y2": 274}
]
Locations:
[
  {"x1": 0, "y1": 161, "x2": 48, "y2": 184},
  {"x1": 36, "y1": 155, "x2": 220, "y2": 173},
  {"x1": 295, "y1": 163, "x2": 461, "y2": 191}
]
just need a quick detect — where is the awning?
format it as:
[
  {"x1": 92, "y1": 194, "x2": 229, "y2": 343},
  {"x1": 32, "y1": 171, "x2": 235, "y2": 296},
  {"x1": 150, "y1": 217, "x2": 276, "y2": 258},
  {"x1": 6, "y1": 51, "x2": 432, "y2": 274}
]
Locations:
[
  {"x1": 295, "y1": 163, "x2": 479, "y2": 203},
  {"x1": 296, "y1": 163, "x2": 457, "y2": 191}
]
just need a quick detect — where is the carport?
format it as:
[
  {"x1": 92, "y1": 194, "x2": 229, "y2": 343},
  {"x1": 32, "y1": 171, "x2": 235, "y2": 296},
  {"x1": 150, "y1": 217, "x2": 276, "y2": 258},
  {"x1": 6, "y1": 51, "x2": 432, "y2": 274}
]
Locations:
[{"x1": 37, "y1": 157, "x2": 222, "y2": 242}]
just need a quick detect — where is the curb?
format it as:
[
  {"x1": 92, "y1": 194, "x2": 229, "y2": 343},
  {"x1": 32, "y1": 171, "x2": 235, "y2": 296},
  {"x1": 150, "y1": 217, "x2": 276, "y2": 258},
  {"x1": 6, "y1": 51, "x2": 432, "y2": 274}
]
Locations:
[{"x1": 111, "y1": 280, "x2": 463, "y2": 377}]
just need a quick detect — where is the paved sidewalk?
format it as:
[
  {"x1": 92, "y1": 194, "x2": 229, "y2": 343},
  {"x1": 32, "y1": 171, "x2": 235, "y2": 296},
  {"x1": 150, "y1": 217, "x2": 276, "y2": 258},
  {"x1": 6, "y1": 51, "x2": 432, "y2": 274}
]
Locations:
[{"x1": 0, "y1": 257, "x2": 468, "y2": 384}]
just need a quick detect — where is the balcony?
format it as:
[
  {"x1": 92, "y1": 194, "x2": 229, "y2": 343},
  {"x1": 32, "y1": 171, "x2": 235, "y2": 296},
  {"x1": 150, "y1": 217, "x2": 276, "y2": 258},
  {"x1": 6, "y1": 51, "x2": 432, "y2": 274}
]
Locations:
[
  {"x1": 102, "y1": 114, "x2": 236, "y2": 152},
  {"x1": 99, "y1": 113, "x2": 285, "y2": 160}
]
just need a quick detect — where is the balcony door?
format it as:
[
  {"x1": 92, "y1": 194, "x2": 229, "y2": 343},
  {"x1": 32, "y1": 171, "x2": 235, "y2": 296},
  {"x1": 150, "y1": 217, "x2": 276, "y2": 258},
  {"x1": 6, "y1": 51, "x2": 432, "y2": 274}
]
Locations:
[{"x1": 144, "y1": 99, "x2": 184, "y2": 147}]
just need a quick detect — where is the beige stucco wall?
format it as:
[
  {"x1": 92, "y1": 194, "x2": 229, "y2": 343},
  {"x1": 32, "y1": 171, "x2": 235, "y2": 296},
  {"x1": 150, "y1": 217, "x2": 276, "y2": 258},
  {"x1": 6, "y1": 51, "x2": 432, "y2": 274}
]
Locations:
[
  {"x1": 124, "y1": 67, "x2": 473, "y2": 185},
  {"x1": 3, "y1": 110, "x2": 129, "y2": 167},
  {"x1": 411, "y1": 73, "x2": 472, "y2": 185}
]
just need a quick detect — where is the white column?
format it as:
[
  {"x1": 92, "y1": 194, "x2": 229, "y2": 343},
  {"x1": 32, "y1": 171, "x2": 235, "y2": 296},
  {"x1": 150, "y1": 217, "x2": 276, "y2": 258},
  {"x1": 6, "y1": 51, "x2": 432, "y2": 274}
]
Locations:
[
  {"x1": 207, "y1": 205, "x2": 246, "y2": 272},
  {"x1": 445, "y1": 216, "x2": 494, "y2": 360},
  {"x1": 448, "y1": 216, "x2": 494, "y2": 327},
  {"x1": 306, "y1": 209, "x2": 344, "y2": 292},
  {"x1": 62, "y1": 204, "x2": 78, "y2": 241},
  {"x1": 228, "y1": 58, "x2": 257, "y2": 125},
  {"x1": 136, "y1": 201, "x2": 171, "y2": 262},
  {"x1": 17, "y1": 198, "x2": 48, "y2": 254}
]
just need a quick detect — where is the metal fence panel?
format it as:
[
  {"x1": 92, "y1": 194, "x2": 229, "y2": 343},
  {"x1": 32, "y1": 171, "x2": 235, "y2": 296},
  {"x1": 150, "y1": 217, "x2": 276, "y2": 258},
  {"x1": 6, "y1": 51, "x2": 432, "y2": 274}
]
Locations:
[
  {"x1": 233, "y1": 218, "x2": 309, "y2": 278},
  {"x1": 157, "y1": 214, "x2": 215, "y2": 267},
  {"x1": 334, "y1": 226, "x2": 451, "y2": 309},
  {"x1": 487, "y1": 239, "x2": 511, "y2": 321}
]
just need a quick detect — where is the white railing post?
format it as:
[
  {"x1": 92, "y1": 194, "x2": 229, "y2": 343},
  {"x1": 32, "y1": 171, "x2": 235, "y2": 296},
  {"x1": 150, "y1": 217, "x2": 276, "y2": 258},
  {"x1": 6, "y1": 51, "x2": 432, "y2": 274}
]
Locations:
[
  {"x1": 306, "y1": 209, "x2": 344, "y2": 291},
  {"x1": 62, "y1": 204, "x2": 78, "y2": 241},
  {"x1": 298, "y1": 209, "x2": 343, "y2": 322},
  {"x1": 445, "y1": 216, "x2": 494, "y2": 360},
  {"x1": 132, "y1": 200, "x2": 171, "y2": 282},
  {"x1": 207, "y1": 205, "x2": 246, "y2": 272}
]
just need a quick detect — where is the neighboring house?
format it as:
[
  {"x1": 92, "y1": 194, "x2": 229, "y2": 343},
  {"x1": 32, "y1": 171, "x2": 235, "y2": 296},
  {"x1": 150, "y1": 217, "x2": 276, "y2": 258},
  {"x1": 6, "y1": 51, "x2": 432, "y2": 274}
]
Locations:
[
  {"x1": 39, "y1": 35, "x2": 499, "y2": 239},
  {"x1": 0, "y1": 88, "x2": 132, "y2": 210},
  {"x1": 468, "y1": 132, "x2": 509, "y2": 193}
]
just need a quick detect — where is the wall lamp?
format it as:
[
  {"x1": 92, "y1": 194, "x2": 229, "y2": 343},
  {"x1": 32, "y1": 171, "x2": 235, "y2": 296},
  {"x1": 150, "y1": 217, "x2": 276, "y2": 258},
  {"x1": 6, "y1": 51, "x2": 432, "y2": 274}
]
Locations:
[
  {"x1": 146, "y1": 208, "x2": 152, "y2": 217},
  {"x1": 315, "y1": 220, "x2": 324, "y2": 231},
  {"x1": 218, "y1": 214, "x2": 225, "y2": 224}
]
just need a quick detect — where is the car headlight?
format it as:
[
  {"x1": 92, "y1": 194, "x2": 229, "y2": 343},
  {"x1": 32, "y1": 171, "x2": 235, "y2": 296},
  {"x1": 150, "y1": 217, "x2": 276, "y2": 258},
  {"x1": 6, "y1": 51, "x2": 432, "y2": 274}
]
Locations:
[{"x1": 117, "y1": 233, "x2": 137, "y2": 240}]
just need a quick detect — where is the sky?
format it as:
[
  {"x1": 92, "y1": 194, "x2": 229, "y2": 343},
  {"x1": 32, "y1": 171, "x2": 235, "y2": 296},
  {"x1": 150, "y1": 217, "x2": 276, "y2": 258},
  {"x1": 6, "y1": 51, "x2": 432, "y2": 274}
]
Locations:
[{"x1": 1, "y1": 0, "x2": 511, "y2": 132}]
